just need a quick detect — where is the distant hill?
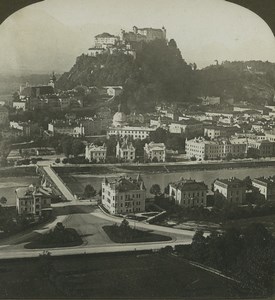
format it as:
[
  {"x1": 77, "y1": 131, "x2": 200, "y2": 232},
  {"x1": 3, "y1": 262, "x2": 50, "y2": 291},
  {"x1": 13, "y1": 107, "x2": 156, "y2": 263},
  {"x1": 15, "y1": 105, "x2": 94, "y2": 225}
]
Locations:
[
  {"x1": 196, "y1": 61, "x2": 275, "y2": 105},
  {"x1": 56, "y1": 40, "x2": 275, "y2": 111}
]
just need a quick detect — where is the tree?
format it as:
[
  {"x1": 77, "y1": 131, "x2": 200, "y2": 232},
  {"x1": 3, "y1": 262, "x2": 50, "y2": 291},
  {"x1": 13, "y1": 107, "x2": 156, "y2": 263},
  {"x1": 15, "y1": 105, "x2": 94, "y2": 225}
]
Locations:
[
  {"x1": 0, "y1": 197, "x2": 7, "y2": 205},
  {"x1": 62, "y1": 138, "x2": 72, "y2": 157},
  {"x1": 191, "y1": 230, "x2": 206, "y2": 263},
  {"x1": 150, "y1": 184, "x2": 161, "y2": 196},
  {"x1": 225, "y1": 153, "x2": 233, "y2": 161},
  {"x1": 83, "y1": 184, "x2": 96, "y2": 198},
  {"x1": 149, "y1": 128, "x2": 168, "y2": 143},
  {"x1": 0, "y1": 139, "x2": 11, "y2": 160},
  {"x1": 72, "y1": 139, "x2": 85, "y2": 157}
]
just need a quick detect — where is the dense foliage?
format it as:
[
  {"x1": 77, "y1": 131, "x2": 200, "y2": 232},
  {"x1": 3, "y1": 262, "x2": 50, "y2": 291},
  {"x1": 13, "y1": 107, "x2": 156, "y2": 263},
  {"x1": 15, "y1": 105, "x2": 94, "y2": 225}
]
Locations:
[{"x1": 185, "y1": 224, "x2": 274, "y2": 296}]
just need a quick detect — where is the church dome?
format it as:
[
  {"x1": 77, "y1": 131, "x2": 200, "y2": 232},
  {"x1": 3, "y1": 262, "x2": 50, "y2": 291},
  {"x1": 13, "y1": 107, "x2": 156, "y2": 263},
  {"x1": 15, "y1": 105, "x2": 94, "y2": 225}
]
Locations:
[{"x1": 113, "y1": 111, "x2": 127, "y2": 127}]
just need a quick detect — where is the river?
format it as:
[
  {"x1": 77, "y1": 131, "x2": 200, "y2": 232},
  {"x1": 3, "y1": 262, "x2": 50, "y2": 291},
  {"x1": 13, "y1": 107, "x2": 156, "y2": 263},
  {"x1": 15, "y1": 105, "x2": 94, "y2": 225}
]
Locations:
[{"x1": 68, "y1": 166, "x2": 275, "y2": 197}]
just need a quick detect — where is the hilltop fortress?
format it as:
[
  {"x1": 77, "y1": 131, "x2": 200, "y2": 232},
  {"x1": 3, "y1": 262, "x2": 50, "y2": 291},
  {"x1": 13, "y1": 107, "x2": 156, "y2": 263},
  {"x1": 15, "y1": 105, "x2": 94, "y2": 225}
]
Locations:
[{"x1": 88, "y1": 26, "x2": 167, "y2": 58}]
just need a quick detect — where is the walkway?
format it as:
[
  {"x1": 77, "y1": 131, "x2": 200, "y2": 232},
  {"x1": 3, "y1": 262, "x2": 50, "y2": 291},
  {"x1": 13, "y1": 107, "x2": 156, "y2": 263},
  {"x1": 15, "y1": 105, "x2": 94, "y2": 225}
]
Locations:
[{"x1": 43, "y1": 166, "x2": 75, "y2": 201}]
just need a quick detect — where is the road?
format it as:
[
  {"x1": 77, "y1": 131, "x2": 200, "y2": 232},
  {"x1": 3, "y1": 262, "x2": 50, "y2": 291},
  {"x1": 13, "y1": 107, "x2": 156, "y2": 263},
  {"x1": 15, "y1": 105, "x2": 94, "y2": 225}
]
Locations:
[{"x1": 0, "y1": 206, "x2": 194, "y2": 260}]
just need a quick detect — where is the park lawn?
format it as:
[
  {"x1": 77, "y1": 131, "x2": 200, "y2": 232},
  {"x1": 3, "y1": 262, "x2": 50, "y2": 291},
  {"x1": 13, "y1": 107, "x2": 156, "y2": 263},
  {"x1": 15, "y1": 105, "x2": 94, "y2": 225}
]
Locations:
[
  {"x1": 24, "y1": 228, "x2": 83, "y2": 249},
  {"x1": 0, "y1": 252, "x2": 244, "y2": 299},
  {"x1": 103, "y1": 225, "x2": 171, "y2": 243}
]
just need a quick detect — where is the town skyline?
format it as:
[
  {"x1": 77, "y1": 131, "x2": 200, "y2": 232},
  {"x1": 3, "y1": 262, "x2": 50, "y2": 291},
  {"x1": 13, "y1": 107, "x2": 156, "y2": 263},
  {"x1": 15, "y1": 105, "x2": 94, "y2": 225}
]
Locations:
[{"x1": 1, "y1": 0, "x2": 275, "y2": 75}]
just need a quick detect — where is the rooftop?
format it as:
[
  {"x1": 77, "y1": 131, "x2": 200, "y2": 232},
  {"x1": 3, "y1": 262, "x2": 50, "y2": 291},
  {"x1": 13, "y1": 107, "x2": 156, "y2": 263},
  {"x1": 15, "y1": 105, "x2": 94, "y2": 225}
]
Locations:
[
  {"x1": 104, "y1": 175, "x2": 145, "y2": 192},
  {"x1": 95, "y1": 32, "x2": 116, "y2": 38},
  {"x1": 170, "y1": 178, "x2": 207, "y2": 191},
  {"x1": 214, "y1": 177, "x2": 245, "y2": 187},
  {"x1": 252, "y1": 176, "x2": 275, "y2": 186}
]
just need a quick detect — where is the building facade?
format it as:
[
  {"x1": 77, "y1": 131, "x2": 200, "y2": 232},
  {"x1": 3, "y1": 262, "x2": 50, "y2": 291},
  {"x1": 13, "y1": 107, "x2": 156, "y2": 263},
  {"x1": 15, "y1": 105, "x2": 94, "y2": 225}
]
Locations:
[
  {"x1": 85, "y1": 143, "x2": 107, "y2": 162},
  {"x1": 213, "y1": 178, "x2": 246, "y2": 204},
  {"x1": 116, "y1": 139, "x2": 136, "y2": 162},
  {"x1": 169, "y1": 178, "x2": 207, "y2": 207},
  {"x1": 144, "y1": 142, "x2": 166, "y2": 162},
  {"x1": 101, "y1": 175, "x2": 146, "y2": 214},
  {"x1": 252, "y1": 177, "x2": 275, "y2": 201},
  {"x1": 15, "y1": 185, "x2": 52, "y2": 216}
]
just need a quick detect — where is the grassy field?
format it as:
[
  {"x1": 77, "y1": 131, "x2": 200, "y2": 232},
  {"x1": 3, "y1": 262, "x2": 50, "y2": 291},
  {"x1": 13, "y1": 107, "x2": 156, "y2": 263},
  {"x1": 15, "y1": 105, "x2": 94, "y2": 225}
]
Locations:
[
  {"x1": 103, "y1": 225, "x2": 172, "y2": 243},
  {"x1": 0, "y1": 166, "x2": 37, "y2": 178},
  {"x1": 0, "y1": 252, "x2": 244, "y2": 299}
]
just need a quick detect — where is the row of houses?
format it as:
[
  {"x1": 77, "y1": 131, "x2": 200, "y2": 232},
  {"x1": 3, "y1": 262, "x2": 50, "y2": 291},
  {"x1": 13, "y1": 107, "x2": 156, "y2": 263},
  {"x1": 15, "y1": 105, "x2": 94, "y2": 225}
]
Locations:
[
  {"x1": 101, "y1": 175, "x2": 275, "y2": 215},
  {"x1": 186, "y1": 136, "x2": 275, "y2": 160},
  {"x1": 85, "y1": 140, "x2": 166, "y2": 162}
]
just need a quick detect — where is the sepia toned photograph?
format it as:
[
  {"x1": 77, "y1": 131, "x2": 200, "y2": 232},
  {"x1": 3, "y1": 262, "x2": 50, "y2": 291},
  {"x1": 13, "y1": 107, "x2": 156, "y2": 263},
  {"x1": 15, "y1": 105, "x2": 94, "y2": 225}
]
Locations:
[{"x1": 0, "y1": 0, "x2": 275, "y2": 299}]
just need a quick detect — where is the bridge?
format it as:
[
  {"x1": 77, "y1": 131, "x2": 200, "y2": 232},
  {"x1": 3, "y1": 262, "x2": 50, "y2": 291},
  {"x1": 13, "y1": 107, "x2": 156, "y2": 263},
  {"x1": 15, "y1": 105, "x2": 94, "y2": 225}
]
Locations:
[{"x1": 36, "y1": 165, "x2": 76, "y2": 201}]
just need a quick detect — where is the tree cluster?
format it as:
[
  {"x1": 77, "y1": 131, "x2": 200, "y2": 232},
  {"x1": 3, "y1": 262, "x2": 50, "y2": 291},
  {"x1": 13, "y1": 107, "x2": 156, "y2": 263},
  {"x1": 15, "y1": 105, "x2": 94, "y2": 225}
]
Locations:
[{"x1": 188, "y1": 224, "x2": 274, "y2": 296}]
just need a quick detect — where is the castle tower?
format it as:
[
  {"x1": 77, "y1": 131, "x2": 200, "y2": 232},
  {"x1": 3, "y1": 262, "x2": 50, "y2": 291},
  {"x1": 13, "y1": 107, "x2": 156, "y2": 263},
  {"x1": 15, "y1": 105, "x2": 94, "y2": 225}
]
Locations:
[
  {"x1": 48, "y1": 71, "x2": 56, "y2": 88},
  {"x1": 133, "y1": 26, "x2": 138, "y2": 34}
]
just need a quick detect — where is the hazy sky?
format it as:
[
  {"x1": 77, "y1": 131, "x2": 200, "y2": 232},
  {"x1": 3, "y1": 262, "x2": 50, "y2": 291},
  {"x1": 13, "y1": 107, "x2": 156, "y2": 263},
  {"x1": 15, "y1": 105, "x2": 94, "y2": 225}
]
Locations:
[{"x1": 0, "y1": 0, "x2": 275, "y2": 75}]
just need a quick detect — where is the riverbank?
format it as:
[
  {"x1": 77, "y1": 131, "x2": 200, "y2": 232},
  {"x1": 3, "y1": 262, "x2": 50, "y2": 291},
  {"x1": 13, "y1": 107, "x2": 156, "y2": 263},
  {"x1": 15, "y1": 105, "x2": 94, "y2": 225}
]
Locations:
[{"x1": 53, "y1": 159, "x2": 275, "y2": 175}]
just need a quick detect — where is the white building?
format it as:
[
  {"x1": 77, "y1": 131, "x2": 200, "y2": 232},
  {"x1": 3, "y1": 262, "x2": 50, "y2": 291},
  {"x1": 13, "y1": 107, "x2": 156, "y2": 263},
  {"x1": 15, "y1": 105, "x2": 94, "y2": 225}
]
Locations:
[
  {"x1": 85, "y1": 143, "x2": 107, "y2": 162},
  {"x1": 186, "y1": 137, "x2": 248, "y2": 160},
  {"x1": 15, "y1": 185, "x2": 52, "y2": 217},
  {"x1": 213, "y1": 178, "x2": 246, "y2": 204},
  {"x1": 169, "y1": 178, "x2": 208, "y2": 207},
  {"x1": 201, "y1": 96, "x2": 221, "y2": 106},
  {"x1": 144, "y1": 142, "x2": 166, "y2": 162},
  {"x1": 116, "y1": 139, "x2": 135, "y2": 162},
  {"x1": 252, "y1": 177, "x2": 275, "y2": 201},
  {"x1": 104, "y1": 86, "x2": 123, "y2": 97},
  {"x1": 13, "y1": 101, "x2": 27, "y2": 111},
  {"x1": 108, "y1": 126, "x2": 155, "y2": 140},
  {"x1": 101, "y1": 175, "x2": 146, "y2": 214},
  {"x1": 94, "y1": 32, "x2": 119, "y2": 47}
]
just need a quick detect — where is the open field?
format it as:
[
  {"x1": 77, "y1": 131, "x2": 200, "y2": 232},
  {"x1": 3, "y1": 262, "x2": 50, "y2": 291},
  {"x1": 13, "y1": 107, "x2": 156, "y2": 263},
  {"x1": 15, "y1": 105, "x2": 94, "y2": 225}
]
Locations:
[
  {"x1": 0, "y1": 252, "x2": 244, "y2": 299},
  {"x1": 103, "y1": 225, "x2": 172, "y2": 243}
]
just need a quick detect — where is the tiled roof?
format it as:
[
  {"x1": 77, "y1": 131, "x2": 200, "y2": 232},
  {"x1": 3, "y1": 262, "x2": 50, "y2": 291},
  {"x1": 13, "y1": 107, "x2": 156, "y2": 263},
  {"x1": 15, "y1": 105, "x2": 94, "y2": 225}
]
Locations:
[
  {"x1": 170, "y1": 179, "x2": 207, "y2": 191},
  {"x1": 107, "y1": 176, "x2": 145, "y2": 192},
  {"x1": 95, "y1": 32, "x2": 115, "y2": 38}
]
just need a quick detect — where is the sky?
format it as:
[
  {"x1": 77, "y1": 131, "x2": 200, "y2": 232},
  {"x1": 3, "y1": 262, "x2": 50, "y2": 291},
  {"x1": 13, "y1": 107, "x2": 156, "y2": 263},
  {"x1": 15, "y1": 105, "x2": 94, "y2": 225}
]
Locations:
[{"x1": 0, "y1": 0, "x2": 275, "y2": 75}]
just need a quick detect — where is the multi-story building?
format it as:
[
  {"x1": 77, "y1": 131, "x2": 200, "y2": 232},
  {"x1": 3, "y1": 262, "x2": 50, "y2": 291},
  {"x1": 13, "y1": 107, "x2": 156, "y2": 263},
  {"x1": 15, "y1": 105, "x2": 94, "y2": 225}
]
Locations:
[
  {"x1": 0, "y1": 106, "x2": 9, "y2": 126},
  {"x1": 204, "y1": 127, "x2": 222, "y2": 140},
  {"x1": 252, "y1": 177, "x2": 275, "y2": 201},
  {"x1": 185, "y1": 137, "x2": 223, "y2": 160},
  {"x1": 12, "y1": 101, "x2": 27, "y2": 111},
  {"x1": 85, "y1": 143, "x2": 107, "y2": 162},
  {"x1": 101, "y1": 175, "x2": 146, "y2": 214},
  {"x1": 169, "y1": 119, "x2": 203, "y2": 137},
  {"x1": 108, "y1": 126, "x2": 155, "y2": 140},
  {"x1": 94, "y1": 32, "x2": 119, "y2": 48},
  {"x1": 48, "y1": 121, "x2": 84, "y2": 137},
  {"x1": 247, "y1": 139, "x2": 275, "y2": 157},
  {"x1": 213, "y1": 177, "x2": 246, "y2": 204},
  {"x1": 116, "y1": 139, "x2": 136, "y2": 162},
  {"x1": 186, "y1": 137, "x2": 248, "y2": 160},
  {"x1": 10, "y1": 121, "x2": 40, "y2": 137},
  {"x1": 169, "y1": 178, "x2": 207, "y2": 207},
  {"x1": 264, "y1": 129, "x2": 275, "y2": 142},
  {"x1": 15, "y1": 185, "x2": 52, "y2": 217},
  {"x1": 200, "y1": 96, "x2": 221, "y2": 106},
  {"x1": 121, "y1": 26, "x2": 166, "y2": 43},
  {"x1": 144, "y1": 142, "x2": 166, "y2": 162}
]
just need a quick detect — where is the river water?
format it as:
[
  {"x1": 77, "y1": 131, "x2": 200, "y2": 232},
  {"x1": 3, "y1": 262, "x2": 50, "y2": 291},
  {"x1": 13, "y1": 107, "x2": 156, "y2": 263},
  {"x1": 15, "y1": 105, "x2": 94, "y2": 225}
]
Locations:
[
  {"x1": 1, "y1": 166, "x2": 275, "y2": 204},
  {"x1": 71, "y1": 166, "x2": 275, "y2": 197}
]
